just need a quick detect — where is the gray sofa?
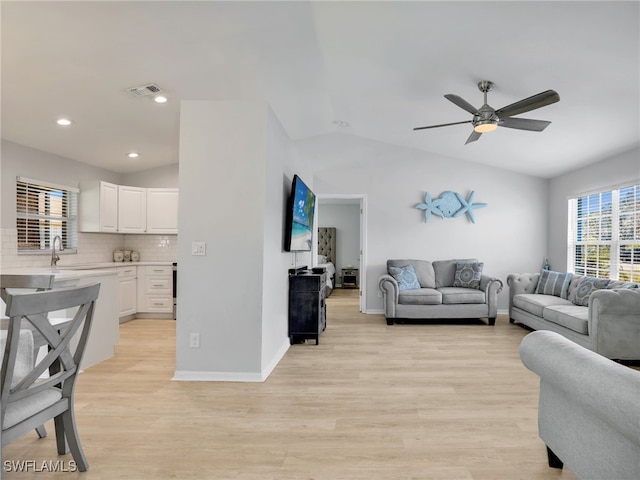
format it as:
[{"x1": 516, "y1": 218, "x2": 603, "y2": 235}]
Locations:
[
  {"x1": 507, "y1": 271, "x2": 640, "y2": 360},
  {"x1": 378, "y1": 259, "x2": 503, "y2": 325},
  {"x1": 520, "y1": 330, "x2": 640, "y2": 479}
]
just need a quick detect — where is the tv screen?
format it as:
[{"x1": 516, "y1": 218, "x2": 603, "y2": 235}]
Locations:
[{"x1": 284, "y1": 175, "x2": 316, "y2": 252}]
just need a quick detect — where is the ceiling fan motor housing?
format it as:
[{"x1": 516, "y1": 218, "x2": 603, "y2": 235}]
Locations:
[{"x1": 473, "y1": 104, "x2": 499, "y2": 130}]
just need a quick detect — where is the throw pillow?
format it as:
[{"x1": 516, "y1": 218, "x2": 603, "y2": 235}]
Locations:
[
  {"x1": 606, "y1": 280, "x2": 638, "y2": 289},
  {"x1": 571, "y1": 276, "x2": 611, "y2": 306},
  {"x1": 388, "y1": 264, "x2": 421, "y2": 291},
  {"x1": 453, "y1": 262, "x2": 483, "y2": 289},
  {"x1": 317, "y1": 255, "x2": 328, "y2": 264},
  {"x1": 535, "y1": 270, "x2": 573, "y2": 299}
]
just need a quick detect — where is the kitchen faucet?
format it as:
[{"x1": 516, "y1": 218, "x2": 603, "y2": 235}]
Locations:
[{"x1": 51, "y1": 235, "x2": 64, "y2": 267}]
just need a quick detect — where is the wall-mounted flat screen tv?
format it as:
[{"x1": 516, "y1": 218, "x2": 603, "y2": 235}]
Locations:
[{"x1": 284, "y1": 175, "x2": 316, "y2": 252}]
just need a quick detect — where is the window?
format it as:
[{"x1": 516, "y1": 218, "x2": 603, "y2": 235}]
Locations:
[
  {"x1": 16, "y1": 177, "x2": 78, "y2": 253},
  {"x1": 568, "y1": 184, "x2": 640, "y2": 281}
]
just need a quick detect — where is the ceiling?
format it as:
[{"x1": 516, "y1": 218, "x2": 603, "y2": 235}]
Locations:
[{"x1": 2, "y1": 1, "x2": 639, "y2": 178}]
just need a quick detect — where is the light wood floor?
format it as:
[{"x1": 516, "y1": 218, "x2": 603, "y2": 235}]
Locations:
[{"x1": 3, "y1": 289, "x2": 581, "y2": 479}]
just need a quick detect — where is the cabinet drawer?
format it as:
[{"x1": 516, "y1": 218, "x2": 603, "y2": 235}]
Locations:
[
  {"x1": 146, "y1": 276, "x2": 171, "y2": 293},
  {"x1": 145, "y1": 265, "x2": 172, "y2": 276},
  {"x1": 117, "y1": 266, "x2": 137, "y2": 278},
  {"x1": 146, "y1": 296, "x2": 173, "y2": 312}
]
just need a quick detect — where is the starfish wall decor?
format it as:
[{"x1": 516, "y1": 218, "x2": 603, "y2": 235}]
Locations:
[{"x1": 416, "y1": 190, "x2": 487, "y2": 223}]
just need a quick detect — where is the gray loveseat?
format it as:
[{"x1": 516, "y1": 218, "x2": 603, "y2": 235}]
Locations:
[
  {"x1": 520, "y1": 330, "x2": 640, "y2": 479},
  {"x1": 508, "y1": 270, "x2": 640, "y2": 360},
  {"x1": 378, "y1": 259, "x2": 503, "y2": 325}
]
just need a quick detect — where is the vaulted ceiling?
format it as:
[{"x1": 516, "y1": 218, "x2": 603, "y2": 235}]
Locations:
[{"x1": 2, "y1": 1, "x2": 638, "y2": 178}]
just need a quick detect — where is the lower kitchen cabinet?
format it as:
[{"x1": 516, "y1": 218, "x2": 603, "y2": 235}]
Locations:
[
  {"x1": 117, "y1": 266, "x2": 137, "y2": 318},
  {"x1": 136, "y1": 265, "x2": 173, "y2": 318}
]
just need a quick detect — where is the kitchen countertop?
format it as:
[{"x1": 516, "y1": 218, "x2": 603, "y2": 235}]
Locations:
[
  {"x1": 0, "y1": 267, "x2": 117, "y2": 279},
  {"x1": 1, "y1": 262, "x2": 174, "y2": 279},
  {"x1": 58, "y1": 261, "x2": 174, "y2": 269}
]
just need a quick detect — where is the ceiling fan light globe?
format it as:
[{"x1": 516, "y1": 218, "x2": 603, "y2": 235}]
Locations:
[{"x1": 474, "y1": 121, "x2": 498, "y2": 133}]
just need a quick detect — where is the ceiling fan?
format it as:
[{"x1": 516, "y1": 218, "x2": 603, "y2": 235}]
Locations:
[{"x1": 413, "y1": 81, "x2": 560, "y2": 144}]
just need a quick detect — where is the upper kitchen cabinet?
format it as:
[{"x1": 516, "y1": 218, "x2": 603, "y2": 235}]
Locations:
[
  {"x1": 146, "y1": 188, "x2": 178, "y2": 234},
  {"x1": 80, "y1": 182, "x2": 178, "y2": 234},
  {"x1": 117, "y1": 185, "x2": 147, "y2": 233},
  {"x1": 79, "y1": 181, "x2": 119, "y2": 232}
]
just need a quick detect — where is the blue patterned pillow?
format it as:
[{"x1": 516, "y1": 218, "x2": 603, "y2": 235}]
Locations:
[
  {"x1": 572, "y1": 276, "x2": 611, "y2": 306},
  {"x1": 388, "y1": 264, "x2": 421, "y2": 291},
  {"x1": 453, "y1": 262, "x2": 483, "y2": 289},
  {"x1": 535, "y1": 270, "x2": 573, "y2": 299}
]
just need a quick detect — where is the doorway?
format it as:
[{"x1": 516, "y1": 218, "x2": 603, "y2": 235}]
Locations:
[{"x1": 316, "y1": 194, "x2": 367, "y2": 313}]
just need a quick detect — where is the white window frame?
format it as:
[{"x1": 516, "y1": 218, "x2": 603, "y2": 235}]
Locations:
[
  {"x1": 567, "y1": 184, "x2": 639, "y2": 282},
  {"x1": 16, "y1": 176, "x2": 78, "y2": 254}
]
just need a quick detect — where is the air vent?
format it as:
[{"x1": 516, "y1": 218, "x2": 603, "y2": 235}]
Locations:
[{"x1": 126, "y1": 83, "x2": 164, "y2": 97}]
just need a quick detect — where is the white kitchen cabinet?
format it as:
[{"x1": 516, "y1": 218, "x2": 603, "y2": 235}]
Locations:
[
  {"x1": 118, "y1": 185, "x2": 147, "y2": 233},
  {"x1": 146, "y1": 188, "x2": 179, "y2": 234},
  {"x1": 79, "y1": 181, "x2": 119, "y2": 232},
  {"x1": 80, "y1": 181, "x2": 178, "y2": 234},
  {"x1": 117, "y1": 266, "x2": 137, "y2": 318},
  {"x1": 136, "y1": 265, "x2": 173, "y2": 317}
]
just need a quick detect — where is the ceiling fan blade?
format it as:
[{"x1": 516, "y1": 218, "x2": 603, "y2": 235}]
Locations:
[
  {"x1": 465, "y1": 130, "x2": 481, "y2": 144},
  {"x1": 444, "y1": 94, "x2": 479, "y2": 114},
  {"x1": 413, "y1": 120, "x2": 471, "y2": 131},
  {"x1": 499, "y1": 117, "x2": 551, "y2": 131},
  {"x1": 495, "y1": 90, "x2": 560, "y2": 118}
]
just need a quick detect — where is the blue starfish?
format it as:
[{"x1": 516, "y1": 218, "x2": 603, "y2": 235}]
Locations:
[
  {"x1": 416, "y1": 192, "x2": 444, "y2": 223},
  {"x1": 453, "y1": 191, "x2": 487, "y2": 224}
]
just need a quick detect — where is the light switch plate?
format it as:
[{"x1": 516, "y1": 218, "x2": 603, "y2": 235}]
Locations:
[{"x1": 191, "y1": 241, "x2": 206, "y2": 256}]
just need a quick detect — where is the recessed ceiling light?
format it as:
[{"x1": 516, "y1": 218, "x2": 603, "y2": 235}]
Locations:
[
  {"x1": 127, "y1": 152, "x2": 140, "y2": 158},
  {"x1": 153, "y1": 95, "x2": 168, "y2": 104},
  {"x1": 56, "y1": 118, "x2": 73, "y2": 126}
]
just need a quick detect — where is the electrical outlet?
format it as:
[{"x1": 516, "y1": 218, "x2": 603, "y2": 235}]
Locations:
[
  {"x1": 190, "y1": 333, "x2": 200, "y2": 348},
  {"x1": 191, "y1": 242, "x2": 206, "y2": 256}
]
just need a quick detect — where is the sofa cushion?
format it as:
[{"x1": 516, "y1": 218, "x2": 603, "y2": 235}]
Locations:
[
  {"x1": 543, "y1": 304, "x2": 589, "y2": 334},
  {"x1": 570, "y1": 276, "x2": 610, "y2": 306},
  {"x1": 388, "y1": 264, "x2": 421, "y2": 291},
  {"x1": 439, "y1": 287, "x2": 485, "y2": 304},
  {"x1": 513, "y1": 293, "x2": 573, "y2": 317},
  {"x1": 535, "y1": 270, "x2": 572, "y2": 299},
  {"x1": 387, "y1": 260, "x2": 436, "y2": 288},
  {"x1": 398, "y1": 288, "x2": 442, "y2": 305},
  {"x1": 453, "y1": 261, "x2": 483, "y2": 289},
  {"x1": 433, "y1": 259, "x2": 477, "y2": 288}
]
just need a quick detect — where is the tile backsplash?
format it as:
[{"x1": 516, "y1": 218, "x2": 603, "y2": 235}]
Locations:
[{"x1": 1, "y1": 228, "x2": 177, "y2": 269}]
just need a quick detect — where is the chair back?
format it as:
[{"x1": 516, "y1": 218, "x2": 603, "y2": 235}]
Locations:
[
  {"x1": 0, "y1": 274, "x2": 55, "y2": 303},
  {"x1": 1, "y1": 283, "x2": 100, "y2": 445}
]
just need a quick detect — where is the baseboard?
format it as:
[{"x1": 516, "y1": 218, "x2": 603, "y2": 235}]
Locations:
[{"x1": 172, "y1": 338, "x2": 290, "y2": 383}]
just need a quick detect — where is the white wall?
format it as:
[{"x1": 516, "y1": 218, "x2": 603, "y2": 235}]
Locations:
[
  {"x1": 298, "y1": 133, "x2": 549, "y2": 313},
  {"x1": 547, "y1": 147, "x2": 640, "y2": 271},
  {"x1": 175, "y1": 100, "x2": 311, "y2": 381},
  {"x1": 0, "y1": 140, "x2": 121, "y2": 228},
  {"x1": 123, "y1": 164, "x2": 179, "y2": 188},
  {"x1": 317, "y1": 202, "x2": 360, "y2": 284}
]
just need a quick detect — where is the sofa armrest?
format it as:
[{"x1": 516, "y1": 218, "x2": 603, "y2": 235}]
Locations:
[
  {"x1": 479, "y1": 275, "x2": 503, "y2": 318},
  {"x1": 589, "y1": 288, "x2": 640, "y2": 360},
  {"x1": 506, "y1": 273, "x2": 540, "y2": 312},
  {"x1": 378, "y1": 274, "x2": 399, "y2": 318},
  {"x1": 520, "y1": 330, "x2": 640, "y2": 478}
]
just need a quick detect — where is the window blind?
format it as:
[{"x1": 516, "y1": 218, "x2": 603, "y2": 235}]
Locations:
[
  {"x1": 16, "y1": 177, "x2": 78, "y2": 252},
  {"x1": 568, "y1": 184, "x2": 639, "y2": 282}
]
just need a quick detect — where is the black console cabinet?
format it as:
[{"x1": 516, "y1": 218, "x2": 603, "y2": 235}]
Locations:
[{"x1": 288, "y1": 271, "x2": 326, "y2": 345}]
